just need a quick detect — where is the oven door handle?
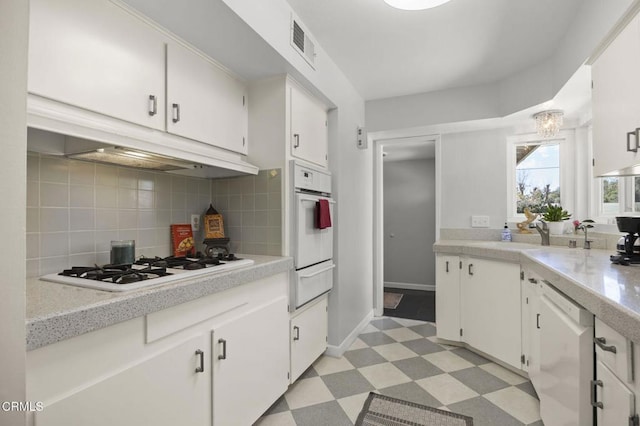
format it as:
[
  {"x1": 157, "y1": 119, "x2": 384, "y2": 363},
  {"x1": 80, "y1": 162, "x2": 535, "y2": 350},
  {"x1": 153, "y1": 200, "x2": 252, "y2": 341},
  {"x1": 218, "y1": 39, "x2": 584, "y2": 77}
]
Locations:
[
  {"x1": 299, "y1": 197, "x2": 336, "y2": 204},
  {"x1": 299, "y1": 264, "x2": 335, "y2": 279}
]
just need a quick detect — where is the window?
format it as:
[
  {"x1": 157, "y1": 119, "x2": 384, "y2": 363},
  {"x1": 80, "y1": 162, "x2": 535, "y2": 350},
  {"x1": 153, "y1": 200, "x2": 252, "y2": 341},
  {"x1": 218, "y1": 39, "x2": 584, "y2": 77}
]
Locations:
[
  {"x1": 597, "y1": 176, "x2": 640, "y2": 216},
  {"x1": 515, "y1": 142, "x2": 561, "y2": 213}
]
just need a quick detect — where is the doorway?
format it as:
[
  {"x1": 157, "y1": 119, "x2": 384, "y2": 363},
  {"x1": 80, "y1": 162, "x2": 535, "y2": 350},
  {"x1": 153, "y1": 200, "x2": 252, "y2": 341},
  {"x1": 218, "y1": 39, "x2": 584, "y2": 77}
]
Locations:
[{"x1": 373, "y1": 135, "x2": 440, "y2": 320}]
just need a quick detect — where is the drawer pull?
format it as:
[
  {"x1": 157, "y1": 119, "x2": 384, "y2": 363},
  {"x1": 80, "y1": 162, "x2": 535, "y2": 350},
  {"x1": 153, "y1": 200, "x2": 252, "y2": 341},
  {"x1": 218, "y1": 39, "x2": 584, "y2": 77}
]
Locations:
[
  {"x1": 293, "y1": 133, "x2": 300, "y2": 148},
  {"x1": 528, "y1": 278, "x2": 538, "y2": 284},
  {"x1": 468, "y1": 264, "x2": 473, "y2": 276},
  {"x1": 595, "y1": 337, "x2": 617, "y2": 353},
  {"x1": 172, "y1": 103, "x2": 181, "y2": 123},
  {"x1": 591, "y1": 379, "x2": 603, "y2": 409},
  {"x1": 445, "y1": 261, "x2": 449, "y2": 273},
  {"x1": 148, "y1": 94, "x2": 157, "y2": 116},
  {"x1": 299, "y1": 264, "x2": 335, "y2": 279},
  {"x1": 195, "y1": 349, "x2": 204, "y2": 373},
  {"x1": 628, "y1": 130, "x2": 639, "y2": 153},
  {"x1": 218, "y1": 338, "x2": 227, "y2": 360},
  {"x1": 293, "y1": 326, "x2": 300, "y2": 341},
  {"x1": 536, "y1": 313, "x2": 540, "y2": 329}
]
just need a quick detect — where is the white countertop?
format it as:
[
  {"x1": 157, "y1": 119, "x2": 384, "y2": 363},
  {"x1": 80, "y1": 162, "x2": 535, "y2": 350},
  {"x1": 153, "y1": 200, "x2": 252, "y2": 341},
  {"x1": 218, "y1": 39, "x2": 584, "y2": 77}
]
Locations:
[
  {"x1": 434, "y1": 240, "x2": 640, "y2": 344},
  {"x1": 26, "y1": 255, "x2": 293, "y2": 351}
]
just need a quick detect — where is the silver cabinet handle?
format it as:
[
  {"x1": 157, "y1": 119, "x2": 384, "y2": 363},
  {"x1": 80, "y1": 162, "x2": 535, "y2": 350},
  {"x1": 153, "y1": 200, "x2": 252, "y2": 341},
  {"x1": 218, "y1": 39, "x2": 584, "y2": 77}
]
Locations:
[
  {"x1": 591, "y1": 379, "x2": 603, "y2": 409},
  {"x1": 172, "y1": 103, "x2": 180, "y2": 123},
  {"x1": 528, "y1": 278, "x2": 538, "y2": 284},
  {"x1": 595, "y1": 337, "x2": 617, "y2": 353},
  {"x1": 195, "y1": 349, "x2": 204, "y2": 373},
  {"x1": 445, "y1": 261, "x2": 449, "y2": 273},
  {"x1": 468, "y1": 264, "x2": 473, "y2": 276},
  {"x1": 293, "y1": 326, "x2": 300, "y2": 341},
  {"x1": 628, "y1": 130, "x2": 638, "y2": 152},
  {"x1": 148, "y1": 95, "x2": 157, "y2": 116},
  {"x1": 536, "y1": 313, "x2": 540, "y2": 329},
  {"x1": 293, "y1": 134, "x2": 300, "y2": 148},
  {"x1": 218, "y1": 338, "x2": 227, "y2": 360}
]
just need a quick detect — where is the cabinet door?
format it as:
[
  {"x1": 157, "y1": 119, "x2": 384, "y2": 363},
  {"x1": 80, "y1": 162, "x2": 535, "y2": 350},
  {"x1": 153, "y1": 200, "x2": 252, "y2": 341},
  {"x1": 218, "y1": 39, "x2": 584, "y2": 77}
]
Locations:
[
  {"x1": 461, "y1": 258, "x2": 521, "y2": 369},
  {"x1": 595, "y1": 360, "x2": 636, "y2": 426},
  {"x1": 290, "y1": 84, "x2": 328, "y2": 167},
  {"x1": 521, "y1": 270, "x2": 542, "y2": 384},
  {"x1": 592, "y1": 13, "x2": 640, "y2": 176},
  {"x1": 28, "y1": 0, "x2": 165, "y2": 130},
  {"x1": 435, "y1": 255, "x2": 461, "y2": 342},
  {"x1": 291, "y1": 296, "x2": 328, "y2": 382},
  {"x1": 166, "y1": 43, "x2": 248, "y2": 154},
  {"x1": 212, "y1": 296, "x2": 289, "y2": 426},
  {"x1": 34, "y1": 334, "x2": 208, "y2": 426}
]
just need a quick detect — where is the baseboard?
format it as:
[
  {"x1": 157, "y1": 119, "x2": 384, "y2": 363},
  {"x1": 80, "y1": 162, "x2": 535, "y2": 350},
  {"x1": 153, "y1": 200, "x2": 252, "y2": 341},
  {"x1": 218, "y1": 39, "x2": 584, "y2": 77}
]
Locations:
[
  {"x1": 384, "y1": 282, "x2": 435, "y2": 292},
  {"x1": 325, "y1": 309, "x2": 374, "y2": 358}
]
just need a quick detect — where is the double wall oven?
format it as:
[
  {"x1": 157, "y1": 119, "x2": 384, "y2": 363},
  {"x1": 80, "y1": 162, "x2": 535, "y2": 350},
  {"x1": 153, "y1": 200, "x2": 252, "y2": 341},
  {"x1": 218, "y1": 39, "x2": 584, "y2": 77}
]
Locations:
[{"x1": 290, "y1": 161, "x2": 335, "y2": 310}]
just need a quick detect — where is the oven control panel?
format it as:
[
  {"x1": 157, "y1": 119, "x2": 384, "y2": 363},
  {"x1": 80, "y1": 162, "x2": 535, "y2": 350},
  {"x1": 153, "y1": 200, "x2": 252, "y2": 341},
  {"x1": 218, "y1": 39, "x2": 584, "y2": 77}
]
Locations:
[{"x1": 292, "y1": 161, "x2": 331, "y2": 193}]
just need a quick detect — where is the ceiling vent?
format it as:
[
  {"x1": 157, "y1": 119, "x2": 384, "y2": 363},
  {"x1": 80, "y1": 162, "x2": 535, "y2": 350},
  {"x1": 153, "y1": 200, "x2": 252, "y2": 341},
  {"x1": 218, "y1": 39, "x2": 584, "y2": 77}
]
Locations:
[{"x1": 291, "y1": 15, "x2": 316, "y2": 69}]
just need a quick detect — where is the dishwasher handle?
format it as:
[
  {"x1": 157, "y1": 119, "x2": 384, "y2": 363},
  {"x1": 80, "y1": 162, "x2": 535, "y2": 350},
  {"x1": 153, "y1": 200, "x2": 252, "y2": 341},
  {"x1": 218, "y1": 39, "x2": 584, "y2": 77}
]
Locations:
[{"x1": 299, "y1": 264, "x2": 336, "y2": 279}]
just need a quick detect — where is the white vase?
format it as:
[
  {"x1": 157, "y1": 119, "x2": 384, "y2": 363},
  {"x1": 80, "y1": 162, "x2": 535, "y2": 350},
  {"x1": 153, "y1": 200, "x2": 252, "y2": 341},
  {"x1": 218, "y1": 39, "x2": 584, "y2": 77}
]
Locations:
[{"x1": 547, "y1": 221, "x2": 565, "y2": 236}]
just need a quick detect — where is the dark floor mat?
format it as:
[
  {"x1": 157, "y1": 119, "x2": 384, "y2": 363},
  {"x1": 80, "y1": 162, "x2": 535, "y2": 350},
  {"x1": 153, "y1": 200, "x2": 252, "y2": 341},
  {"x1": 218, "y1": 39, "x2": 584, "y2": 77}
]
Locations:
[{"x1": 383, "y1": 288, "x2": 435, "y2": 322}]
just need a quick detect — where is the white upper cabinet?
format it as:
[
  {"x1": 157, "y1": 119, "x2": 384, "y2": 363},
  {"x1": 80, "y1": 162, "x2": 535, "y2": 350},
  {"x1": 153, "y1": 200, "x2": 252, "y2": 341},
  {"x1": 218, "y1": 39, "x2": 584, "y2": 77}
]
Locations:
[
  {"x1": 28, "y1": 0, "x2": 166, "y2": 131},
  {"x1": 166, "y1": 42, "x2": 248, "y2": 155},
  {"x1": 290, "y1": 84, "x2": 328, "y2": 167},
  {"x1": 592, "y1": 12, "x2": 640, "y2": 176}
]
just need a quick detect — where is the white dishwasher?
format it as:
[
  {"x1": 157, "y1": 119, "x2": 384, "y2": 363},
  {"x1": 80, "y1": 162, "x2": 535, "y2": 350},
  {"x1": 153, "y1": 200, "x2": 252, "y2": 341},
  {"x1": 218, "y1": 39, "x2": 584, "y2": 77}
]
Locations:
[{"x1": 538, "y1": 280, "x2": 594, "y2": 426}]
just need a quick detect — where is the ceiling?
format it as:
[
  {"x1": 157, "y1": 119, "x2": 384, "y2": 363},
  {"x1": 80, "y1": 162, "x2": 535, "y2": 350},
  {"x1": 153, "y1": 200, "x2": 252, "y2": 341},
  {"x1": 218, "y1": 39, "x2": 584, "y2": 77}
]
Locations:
[{"x1": 285, "y1": 0, "x2": 585, "y2": 101}]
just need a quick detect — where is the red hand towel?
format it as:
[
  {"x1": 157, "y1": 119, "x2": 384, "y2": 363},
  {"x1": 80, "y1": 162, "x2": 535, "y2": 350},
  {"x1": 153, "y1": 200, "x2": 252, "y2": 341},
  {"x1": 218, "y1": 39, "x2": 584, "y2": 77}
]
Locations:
[{"x1": 316, "y1": 199, "x2": 332, "y2": 229}]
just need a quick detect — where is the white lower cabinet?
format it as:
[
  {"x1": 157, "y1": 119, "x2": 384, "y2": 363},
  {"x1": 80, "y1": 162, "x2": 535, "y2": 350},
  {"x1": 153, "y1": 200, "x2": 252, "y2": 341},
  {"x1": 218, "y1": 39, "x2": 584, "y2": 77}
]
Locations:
[
  {"x1": 33, "y1": 334, "x2": 208, "y2": 426},
  {"x1": 595, "y1": 360, "x2": 636, "y2": 426},
  {"x1": 435, "y1": 254, "x2": 461, "y2": 342},
  {"x1": 212, "y1": 296, "x2": 289, "y2": 426},
  {"x1": 460, "y1": 257, "x2": 521, "y2": 369},
  {"x1": 521, "y1": 269, "x2": 543, "y2": 386},
  {"x1": 290, "y1": 295, "x2": 328, "y2": 383}
]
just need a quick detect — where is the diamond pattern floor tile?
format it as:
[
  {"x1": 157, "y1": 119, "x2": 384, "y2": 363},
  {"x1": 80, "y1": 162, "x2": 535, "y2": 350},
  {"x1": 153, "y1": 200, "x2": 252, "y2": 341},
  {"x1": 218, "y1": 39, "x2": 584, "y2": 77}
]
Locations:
[{"x1": 255, "y1": 316, "x2": 539, "y2": 426}]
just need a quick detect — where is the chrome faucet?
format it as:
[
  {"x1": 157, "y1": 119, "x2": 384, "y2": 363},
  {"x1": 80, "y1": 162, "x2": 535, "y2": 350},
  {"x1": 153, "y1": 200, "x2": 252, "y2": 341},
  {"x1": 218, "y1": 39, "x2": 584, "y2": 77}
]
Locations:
[{"x1": 535, "y1": 221, "x2": 550, "y2": 246}]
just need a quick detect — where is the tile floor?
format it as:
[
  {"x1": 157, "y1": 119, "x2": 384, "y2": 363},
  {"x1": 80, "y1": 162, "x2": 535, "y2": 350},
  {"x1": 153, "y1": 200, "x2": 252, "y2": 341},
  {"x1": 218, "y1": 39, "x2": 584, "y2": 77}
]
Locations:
[{"x1": 255, "y1": 317, "x2": 543, "y2": 426}]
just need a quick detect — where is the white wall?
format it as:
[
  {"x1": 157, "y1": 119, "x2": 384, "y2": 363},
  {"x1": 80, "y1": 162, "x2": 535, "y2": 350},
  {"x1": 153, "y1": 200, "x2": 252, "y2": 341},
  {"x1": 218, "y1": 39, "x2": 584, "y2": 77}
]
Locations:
[
  {"x1": 440, "y1": 128, "x2": 510, "y2": 229},
  {"x1": 365, "y1": 0, "x2": 635, "y2": 133},
  {"x1": 218, "y1": 0, "x2": 371, "y2": 348},
  {"x1": 383, "y1": 159, "x2": 435, "y2": 287},
  {"x1": 0, "y1": 0, "x2": 27, "y2": 424}
]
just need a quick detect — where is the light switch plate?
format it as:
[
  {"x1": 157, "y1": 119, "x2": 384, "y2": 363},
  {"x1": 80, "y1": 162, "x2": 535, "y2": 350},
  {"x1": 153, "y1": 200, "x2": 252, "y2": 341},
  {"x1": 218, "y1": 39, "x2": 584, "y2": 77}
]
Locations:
[
  {"x1": 471, "y1": 215, "x2": 490, "y2": 228},
  {"x1": 191, "y1": 214, "x2": 200, "y2": 232}
]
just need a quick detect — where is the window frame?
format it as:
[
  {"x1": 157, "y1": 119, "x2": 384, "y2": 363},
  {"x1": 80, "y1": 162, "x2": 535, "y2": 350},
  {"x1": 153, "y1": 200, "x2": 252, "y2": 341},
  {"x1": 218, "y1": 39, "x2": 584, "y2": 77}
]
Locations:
[{"x1": 507, "y1": 131, "x2": 575, "y2": 222}]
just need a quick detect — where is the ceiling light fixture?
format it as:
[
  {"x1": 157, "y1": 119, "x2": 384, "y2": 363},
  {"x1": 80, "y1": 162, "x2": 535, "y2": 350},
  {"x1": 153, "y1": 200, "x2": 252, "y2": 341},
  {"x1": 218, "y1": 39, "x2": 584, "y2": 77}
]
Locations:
[
  {"x1": 533, "y1": 110, "x2": 564, "y2": 138},
  {"x1": 383, "y1": 0, "x2": 452, "y2": 11}
]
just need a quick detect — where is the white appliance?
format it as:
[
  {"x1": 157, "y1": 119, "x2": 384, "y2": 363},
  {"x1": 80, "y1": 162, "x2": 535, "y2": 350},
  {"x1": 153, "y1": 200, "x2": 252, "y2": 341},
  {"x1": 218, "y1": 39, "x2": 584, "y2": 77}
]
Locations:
[
  {"x1": 538, "y1": 280, "x2": 594, "y2": 426},
  {"x1": 291, "y1": 161, "x2": 335, "y2": 309}
]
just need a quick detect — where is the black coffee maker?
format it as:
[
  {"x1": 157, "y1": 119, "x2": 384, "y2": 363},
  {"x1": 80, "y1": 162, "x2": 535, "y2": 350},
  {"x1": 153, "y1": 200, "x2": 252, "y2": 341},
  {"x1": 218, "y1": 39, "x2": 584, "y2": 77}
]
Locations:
[{"x1": 611, "y1": 216, "x2": 640, "y2": 264}]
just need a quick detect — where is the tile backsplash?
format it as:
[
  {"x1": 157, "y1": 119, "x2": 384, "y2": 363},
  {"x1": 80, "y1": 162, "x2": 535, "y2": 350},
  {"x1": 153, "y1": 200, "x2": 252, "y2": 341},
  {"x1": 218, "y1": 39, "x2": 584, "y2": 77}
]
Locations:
[
  {"x1": 26, "y1": 153, "x2": 212, "y2": 277},
  {"x1": 210, "y1": 169, "x2": 282, "y2": 256}
]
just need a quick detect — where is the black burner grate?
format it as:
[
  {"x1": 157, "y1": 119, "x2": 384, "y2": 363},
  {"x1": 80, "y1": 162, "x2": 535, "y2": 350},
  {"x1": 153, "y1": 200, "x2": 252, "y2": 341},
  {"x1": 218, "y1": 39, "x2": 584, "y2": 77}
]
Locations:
[{"x1": 60, "y1": 264, "x2": 170, "y2": 284}]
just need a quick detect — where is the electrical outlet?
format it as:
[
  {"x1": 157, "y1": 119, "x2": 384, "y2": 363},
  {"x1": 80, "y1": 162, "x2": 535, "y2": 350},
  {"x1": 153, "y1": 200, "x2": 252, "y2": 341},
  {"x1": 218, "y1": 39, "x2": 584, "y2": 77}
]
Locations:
[
  {"x1": 471, "y1": 215, "x2": 490, "y2": 228},
  {"x1": 191, "y1": 214, "x2": 200, "y2": 232}
]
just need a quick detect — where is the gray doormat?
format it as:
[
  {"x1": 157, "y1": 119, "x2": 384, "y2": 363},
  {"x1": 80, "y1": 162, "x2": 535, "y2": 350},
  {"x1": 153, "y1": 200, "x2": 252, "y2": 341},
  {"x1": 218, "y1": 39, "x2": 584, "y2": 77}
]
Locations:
[{"x1": 355, "y1": 392, "x2": 473, "y2": 426}]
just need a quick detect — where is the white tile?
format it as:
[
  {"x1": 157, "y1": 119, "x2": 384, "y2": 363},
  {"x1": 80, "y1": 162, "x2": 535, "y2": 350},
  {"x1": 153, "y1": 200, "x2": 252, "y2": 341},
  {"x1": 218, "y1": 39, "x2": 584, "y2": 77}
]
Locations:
[
  {"x1": 95, "y1": 185, "x2": 117, "y2": 208},
  {"x1": 27, "y1": 181, "x2": 39, "y2": 207},
  {"x1": 40, "y1": 183, "x2": 69, "y2": 207},
  {"x1": 118, "y1": 168, "x2": 137, "y2": 189},
  {"x1": 484, "y1": 386, "x2": 541, "y2": 424},
  {"x1": 389, "y1": 317, "x2": 427, "y2": 327},
  {"x1": 95, "y1": 230, "x2": 119, "y2": 252},
  {"x1": 171, "y1": 210, "x2": 187, "y2": 223},
  {"x1": 337, "y1": 392, "x2": 371, "y2": 423},
  {"x1": 40, "y1": 157, "x2": 68, "y2": 183},
  {"x1": 40, "y1": 233, "x2": 69, "y2": 257},
  {"x1": 137, "y1": 229, "x2": 156, "y2": 248},
  {"x1": 26, "y1": 233, "x2": 40, "y2": 259},
  {"x1": 423, "y1": 350, "x2": 474, "y2": 372},
  {"x1": 416, "y1": 374, "x2": 479, "y2": 405},
  {"x1": 96, "y1": 209, "x2": 118, "y2": 230},
  {"x1": 372, "y1": 343, "x2": 418, "y2": 361},
  {"x1": 70, "y1": 185, "x2": 94, "y2": 208},
  {"x1": 40, "y1": 208, "x2": 69, "y2": 232},
  {"x1": 156, "y1": 209, "x2": 171, "y2": 227},
  {"x1": 69, "y1": 231, "x2": 95, "y2": 254},
  {"x1": 348, "y1": 338, "x2": 369, "y2": 351},
  {"x1": 26, "y1": 259, "x2": 40, "y2": 278},
  {"x1": 284, "y1": 377, "x2": 334, "y2": 410},
  {"x1": 361, "y1": 324, "x2": 379, "y2": 334},
  {"x1": 254, "y1": 411, "x2": 296, "y2": 426},
  {"x1": 138, "y1": 190, "x2": 154, "y2": 209},
  {"x1": 27, "y1": 154, "x2": 39, "y2": 182},
  {"x1": 40, "y1": 256, "x2": 68, "y2": 275},
  {"x1": 137, "y1": 172, "x2": 155, "y2": 191},
  {"x1": 312, "y1": 355, "x2": 355, "y2": 376},
  {"x1": 156, "y1": 228, "x2": 171, "y2": 248},
  {"x1": 171, "y1": 175, "x2": 186, "y2": 193},
  {"x1": 479, "y1": 363, "x2": 528, "y2": 385},
  {"x1": 358, "y1": 363, "x2": 411, "y2": 389},
  {"x1": 69, "y1": 253, "x2": 97, "y2": 267},
  {"x1": 156, "y1": 190, "x2": 171, "y2": 210},
  {"x1": 138, "y1": 210, "x2": 156, "y2": 229},
  {"x1": 155, "y1": 174, "x2": 171, "y2": 192},
  {"x1": 70, "y1": 209, "x2": 95, "y2": 231},
  {"x1": 172, "y1": 192, "x2": 186, "y2": 210},
  {"x1": 383, "y1": 327, "x2": 423, "y2": 342},
  {"x1": 27, "y1": 208, "x2": 39, "y2": 233},
  {"x1": 118, "y1": 188, "x2": 137, "y2": 209},
  {"x1": 118, "y1": 210, "x2": 138, "y2": 229},
  {"x1": 95, "y1": 164, "x2": 118, "y2": 186},
  {"x1": 69, "y1": 160, "x2": 94, "y2": 185}
]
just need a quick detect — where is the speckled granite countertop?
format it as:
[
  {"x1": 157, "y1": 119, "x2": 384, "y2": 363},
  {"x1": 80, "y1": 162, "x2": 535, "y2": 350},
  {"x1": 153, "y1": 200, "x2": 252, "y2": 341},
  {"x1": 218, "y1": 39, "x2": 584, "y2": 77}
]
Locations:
[
  {"x1": 434, "y1": 240, "x2": 640, "y2": 344},
  {"x1": 27, "y1": 255, "x2": 293, "y2": 351}
]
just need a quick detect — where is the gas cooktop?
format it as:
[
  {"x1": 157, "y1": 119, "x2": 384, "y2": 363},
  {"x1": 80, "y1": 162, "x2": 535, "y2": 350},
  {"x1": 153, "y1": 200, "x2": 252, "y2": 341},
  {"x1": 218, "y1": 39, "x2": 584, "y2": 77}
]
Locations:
[{"x1": 40, "y1": 254, "x2": 254, "y2": 292}]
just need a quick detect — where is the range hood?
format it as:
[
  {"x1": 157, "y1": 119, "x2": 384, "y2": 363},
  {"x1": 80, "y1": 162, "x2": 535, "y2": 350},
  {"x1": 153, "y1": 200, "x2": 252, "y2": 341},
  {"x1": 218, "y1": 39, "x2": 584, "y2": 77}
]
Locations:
[{"x1": 27, "y1": 94, "x2": 259, "y2": 178}]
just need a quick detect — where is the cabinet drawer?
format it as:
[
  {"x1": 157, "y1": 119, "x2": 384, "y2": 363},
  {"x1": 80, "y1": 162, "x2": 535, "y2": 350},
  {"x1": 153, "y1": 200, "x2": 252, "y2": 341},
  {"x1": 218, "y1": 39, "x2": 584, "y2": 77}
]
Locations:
[{"x1": 595, "y1": 317, "x2": 634, "y2": 383}]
